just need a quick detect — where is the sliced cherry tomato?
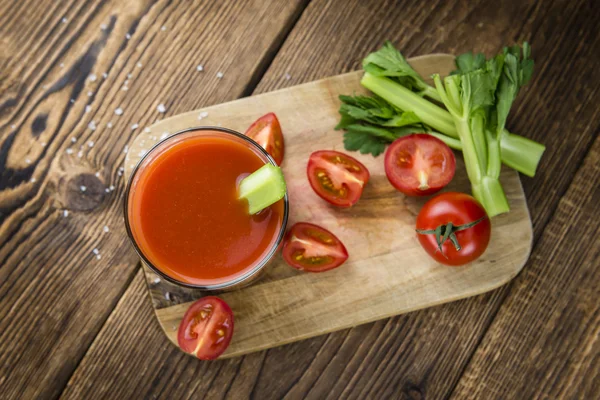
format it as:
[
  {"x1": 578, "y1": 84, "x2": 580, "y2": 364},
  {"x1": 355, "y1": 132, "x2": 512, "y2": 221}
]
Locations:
[
  {"x1": 416, "y1": 192, "x2": 491, "y2": 266},
  {"x1": 307, "y1": 150, "x2": 370, "y2": 207},
  {"x1": 177, "y1": 296, "x2": 234, "y2": 360},
  {"x1": 384, "y1": 134, "x2": 455, "y2": 196},
  {"x1": 282, "y1": 222, "x2": 348, "y2": 272},
  {"x1": 244, "y1": 112, "x2": 285, "y2": 165}
]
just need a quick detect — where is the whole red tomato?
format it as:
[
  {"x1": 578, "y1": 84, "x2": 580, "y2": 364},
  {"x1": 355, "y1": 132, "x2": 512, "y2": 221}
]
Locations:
[{"x1": 415, "y1": 192, "x2": 491, "y2": 266}]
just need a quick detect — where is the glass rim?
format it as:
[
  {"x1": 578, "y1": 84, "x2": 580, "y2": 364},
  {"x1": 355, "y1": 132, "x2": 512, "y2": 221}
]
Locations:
[{"x1": 123, "y1": 126, "x2": 289, "y2": 291}]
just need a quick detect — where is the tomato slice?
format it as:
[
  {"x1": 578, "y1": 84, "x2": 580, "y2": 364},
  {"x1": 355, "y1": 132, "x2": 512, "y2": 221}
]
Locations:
[
  {"x1": 282, "y1": 222, "x2": 348, "y2": 272},
  {"x1": 244, "y1": 112, "x2": 285, "y2": 165},
  {"x1": 177, "y1": 296, "x2": 234, "y2": 360},
  {"x1": 307, "y1": 150, "x2": 370, "y2": 207},
  {"x1": 384, "y1": 134, "x2": 455, "y2": 196}
]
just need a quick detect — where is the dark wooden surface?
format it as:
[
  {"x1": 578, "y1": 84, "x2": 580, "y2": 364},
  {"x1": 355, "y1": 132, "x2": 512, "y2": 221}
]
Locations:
[{"x1": 1, "y1": 0, "x2": 598, "y2": 399}]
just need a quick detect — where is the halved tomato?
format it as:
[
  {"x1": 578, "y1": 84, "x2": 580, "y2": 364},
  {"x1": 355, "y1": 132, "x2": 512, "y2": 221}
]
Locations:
[
  {"x1": 177, "y1": 296, "x2": 234, "y2": 360},
  {"x1": 244, "y1": 113, "x2": 285, "y2": 165},
  {"x1": 307, "y1": 150, "x2": 370, "y2": 207},
  {"x1": 384, "y1": 134, "x2": 455, "y2": 196},
  {"x1": 282, "y1": 222, "x2": 348, "y2": 272}
]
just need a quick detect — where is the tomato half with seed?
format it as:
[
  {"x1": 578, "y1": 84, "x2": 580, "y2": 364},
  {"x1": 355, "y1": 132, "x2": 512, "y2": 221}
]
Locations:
[
  {"x1": 416, "y1": 192, "x2": 491, "y2": 266},
  {"x1": 307, "y1": 150, "x2": 370, "y2": 207},
  {"x1": 244, "y1": 112, "x2": 285, "y2": 165},
  {"x1": 282, "y1": 222, "x2": 348, "y2": 272},
  {"x1": 177, "y1": 296, "x2": 234, "y2": 360},
  {"x1": 385, "y1": 134, "x2": 455, "y2": 196}
]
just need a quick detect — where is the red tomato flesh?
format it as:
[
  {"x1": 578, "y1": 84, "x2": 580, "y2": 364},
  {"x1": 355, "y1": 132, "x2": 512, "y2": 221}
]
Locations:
[
  {"x1": 244, "y1": 112, "x2": 285, "y2": 165},
  {"x1": 416, "y1": 192, "x2": 491, "y2": 266},
  {"x1": 177, "y1": 296, "x2": 234, "y2": 360},
  {"x1": 385, "y1": 134, "x2": 455, "y2": 196},
  {"x1": 282, "y1": 222, "x2": 348, "y2": 272},
  {"x1": 307, "y1": 150, "x2": 370, "y2": 207}
]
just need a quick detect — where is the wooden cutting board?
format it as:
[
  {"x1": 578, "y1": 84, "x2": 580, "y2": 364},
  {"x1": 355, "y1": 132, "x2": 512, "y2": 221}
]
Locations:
[{"x1": 124, "y1": 54, "x2": 533, "y2": 359}]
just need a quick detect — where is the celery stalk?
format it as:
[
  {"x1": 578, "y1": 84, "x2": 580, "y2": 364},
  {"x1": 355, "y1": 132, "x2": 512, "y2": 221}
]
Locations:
[{"x1": 361, "y1": 73, "x2": 545, "y2": 177}]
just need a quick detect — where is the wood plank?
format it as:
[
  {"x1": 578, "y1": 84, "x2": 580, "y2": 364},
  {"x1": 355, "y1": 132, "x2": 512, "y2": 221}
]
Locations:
[
  {"x1": 451, "y1": 135, "x2": 600, "y2": 399},
  {"x1": 124, "y1": 57, "x2": 533, "y2": 358},
  {"x1": 0, "y1": 0, "x2": 308, "y2": 398},
  {"x1": 62, "y1": 0, "x2": 600, "y2": 398}
]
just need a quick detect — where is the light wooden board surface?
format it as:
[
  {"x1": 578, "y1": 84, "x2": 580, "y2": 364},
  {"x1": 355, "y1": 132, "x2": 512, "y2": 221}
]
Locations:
[{"x1": 124, "y1": 54, "x2": 533, "y2": 358}]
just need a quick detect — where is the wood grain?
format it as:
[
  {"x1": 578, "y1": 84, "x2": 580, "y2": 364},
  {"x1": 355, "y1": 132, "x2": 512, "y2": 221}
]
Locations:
[
  {"x1": 122, "y1": 54, "x2": 532, "y2": 358},
  {"x1": 19, "y1": 0, "x2": 600, "y2": 398},
  {"x1": 0, "y1": 0, "x2": 308, "y2": 398},
  {"x1": 450, "y1": 136, "x2": 600, "y2": 399}
]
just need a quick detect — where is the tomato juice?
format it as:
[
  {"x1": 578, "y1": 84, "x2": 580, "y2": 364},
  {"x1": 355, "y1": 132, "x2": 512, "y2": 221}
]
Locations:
[{"x1": 125, "y1": 128, "x2": 287, "y2": 288}]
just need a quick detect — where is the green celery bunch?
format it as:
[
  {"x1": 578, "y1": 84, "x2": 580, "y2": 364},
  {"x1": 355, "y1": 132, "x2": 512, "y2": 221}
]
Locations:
[
  {"x1": 433, "y1": 44, "x2": 534, "y2": 216},
  {"x1": 357, "y1": 41, "x2": 545, "y2": 177}
]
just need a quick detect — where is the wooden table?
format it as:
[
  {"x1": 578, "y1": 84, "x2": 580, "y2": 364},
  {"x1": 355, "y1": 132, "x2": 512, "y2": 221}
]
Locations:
[{"x1": 1, "y1": 0, "x2": 598, "y2": 399}]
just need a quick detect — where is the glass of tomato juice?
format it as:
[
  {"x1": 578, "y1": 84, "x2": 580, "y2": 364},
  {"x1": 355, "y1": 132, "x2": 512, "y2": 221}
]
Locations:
[{"x1": 124, "y1": 127, "x2": 289, "y2": 290}]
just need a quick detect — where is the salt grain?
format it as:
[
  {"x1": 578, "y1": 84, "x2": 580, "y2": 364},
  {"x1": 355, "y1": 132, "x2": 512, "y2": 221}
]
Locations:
[
  {"x1": 144, "y1": 127, "x2": 151, "y2": 133},
  {"x1": 123, "y1": 145, "x2": 129, "y2": 154},
  {"x1": 77, "y1": 150, "x2": 83, "y2": 158},
  {"x1": 137, "y1": 62, "x2": 142, "y2": 68},
  {"x1": 199, "y1": 111, "x2": 208, "y2": 119},
  {"x1": 131, "y1": 123, "x2": 139, "y2": 130},
  {"x1": 284, "y1": 73, "x2": 291, "y2": 80},
  {"x1": 87, "y1": 91, "x2": 92, "y2": 97},
  {"x1": 100, "y1": 24, "x2": 107, "y2": 31},
  {"x1": 88, "y1": 140, "x2": 94, "y2": 147},
  {"x1": 41, "y1": 142, "x2": 46, "y2": 147},
  {"x1": 95, "y1": 172, "x2": 100, "y2": 177},
  {"x1": 42, "y1": 85, "x2": 47, "y2": 90},
  {"x1": 31, "y1": 178, "x2": 36, "y2": 183},
  {"x1": 102, "y1": 72, "x2": 108, "y2": 79},
  {"x1": 60, "y1": 63, "x2": 65, "y2": 68},
  {"x1": 11, "y1": 124, "x2": 16, "y2": 129},
  {"x1": 153, "y1": 277, "x2": 161, "y2": 284},
  {"x1": 196, "y1": 65, "x2": 204, "y2": 72},
  {"x1": 92, "y1": 248, "x2": 99, "y2": 255},
  {"x1": 161, "y1": 25, "x2": 167, "y2": 31},
  {"x1": 88, "y1": 74, "x2": 97, "y2": 82},
  {"x1": 62, "y1": 17, "x2": 67, "y2": 24},
  {"x1": 105, "y1": 188, "x2": 110, "y2": 193},
  {"x1": 70, "y1": 99, "x2": 75, "y2": 103},
  {"x1": 157, "y1": 104, "x2": 166, "y2": 113},
  {"x1": 96, "y1": 254, "x2": 101, "y2": 260},
  {"x1": 115, "y1": 107, "x2": 123, "y2": 116},
  {"x1": 109, "y1": 185, "x2": 115, "y2": 191},
  {"x1": 127, "y1": 73, "x2": 133, "y2": 79},
  {"x1": 138, "y1": 149, "x2": 146, "y2": 157},
  {"x1": 126, "y1": 33, "x2": 131, "y2": 40},
  {"x1": 88, "y1": 121, "x2": 96, "y2": 131},
  {"x1": 71, "y1": 137, "x2": 77, "y2": 143},
  {"x1": 165, "y1": 292, "x2": 171, "y2": 301},
  {"x1": 63, "y1": 210, "x2": 69, "y2": 217},
  {"x1": 160, "y1": 132, "x2": 169, "y2": 140},
  {"x1": 122, "y1": 86, "x2": 128, "y2": 91},
  {"x1": 25, "y1": 159, "x2": 31, "y2": 164},
  {"x1": 80, "y1": 185, "x2": 87, "y2": 192},
  {"x1": 216, "y1": 72, "x2": 223, "y2": 79},
  {"x1": 103, "y1": 226, "x2": 110, "y2": 233},
  {"x1": 66, "y1": 148, "x2": 74, "y2": 154},
  {"x1": 107, "y1": 122, "x2": 113, "y2": 128},
  {"x1": 85, "y1": 105, "x2": 92, "y2": 113}
]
